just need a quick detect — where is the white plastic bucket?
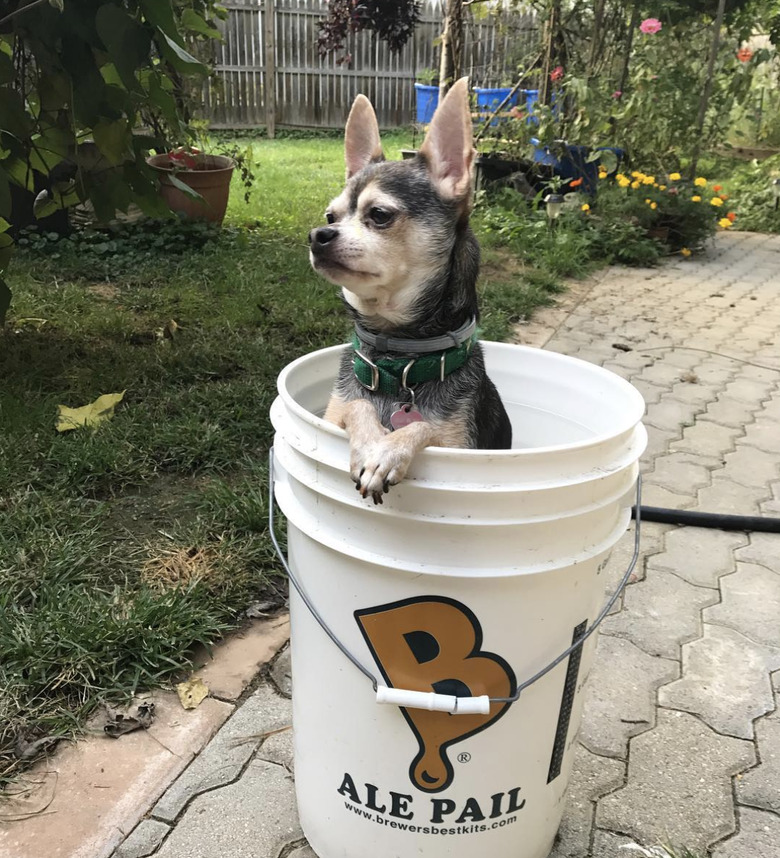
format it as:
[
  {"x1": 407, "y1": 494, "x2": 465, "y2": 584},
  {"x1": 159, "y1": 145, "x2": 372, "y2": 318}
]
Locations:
[{"x1": 270, "y1": 341, "x2": 646, "y2": 858}]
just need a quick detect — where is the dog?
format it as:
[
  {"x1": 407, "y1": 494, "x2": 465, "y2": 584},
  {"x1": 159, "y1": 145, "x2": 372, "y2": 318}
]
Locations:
[{"x1": 308, "y1": 77, "x2": 512, "y2": 504}]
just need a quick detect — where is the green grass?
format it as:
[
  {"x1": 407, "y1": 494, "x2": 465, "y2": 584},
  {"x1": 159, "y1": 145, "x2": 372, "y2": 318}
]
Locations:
[{"x1": 0, "y1": 130, "x2": 561, "y2": 787}]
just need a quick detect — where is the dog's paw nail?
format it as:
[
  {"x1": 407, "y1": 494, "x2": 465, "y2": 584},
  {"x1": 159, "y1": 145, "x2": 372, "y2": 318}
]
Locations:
[
  {"x1": 383, "y1": 480, "x2": 389, "y2": 493},
  {"x1": 359, "y1": 467, "x2": 365, "y2": 478}
]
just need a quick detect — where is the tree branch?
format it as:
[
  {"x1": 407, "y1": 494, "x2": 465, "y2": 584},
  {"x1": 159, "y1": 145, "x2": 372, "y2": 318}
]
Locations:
[{"x1": 0, "y1": 0, "x2": 51, "y2": 28}]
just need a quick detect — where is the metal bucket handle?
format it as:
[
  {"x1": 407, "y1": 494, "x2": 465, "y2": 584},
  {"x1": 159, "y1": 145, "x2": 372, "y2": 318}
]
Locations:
[{"x1": 268, "y1": 448, "x2": 642, "y2": 715}]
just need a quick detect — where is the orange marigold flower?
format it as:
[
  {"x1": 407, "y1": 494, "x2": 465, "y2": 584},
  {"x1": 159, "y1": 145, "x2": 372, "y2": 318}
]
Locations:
[
  {"x1": 712, "y1": 184, "x2": 722, "y2": 192},
  {"x1": 720, "y1": 193, "x2": 729, "y2": 200},
  {"x1": 570, "y1": 177, "x2": 584, "y2": 188},
  {"x1": 737, "y1": 47, "x2": 753, "y2": 63},
  {"x1": 727, "y1": 211, "x2": 737, "y2": 222}
]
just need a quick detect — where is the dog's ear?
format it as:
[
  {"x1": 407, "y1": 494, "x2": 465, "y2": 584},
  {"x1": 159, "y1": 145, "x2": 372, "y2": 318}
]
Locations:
[
  {"x1": 419, "y1": 77, "x2": 475, "y2": 200},
  {"x1": 345, "y1": 94, "x2": 384, "y2": 179}
]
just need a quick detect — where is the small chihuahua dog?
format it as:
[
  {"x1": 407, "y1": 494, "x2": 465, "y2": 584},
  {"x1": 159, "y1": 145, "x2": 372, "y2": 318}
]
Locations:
[{"x1": 308, "y1": 77, "x2": 512, "y2": 504}]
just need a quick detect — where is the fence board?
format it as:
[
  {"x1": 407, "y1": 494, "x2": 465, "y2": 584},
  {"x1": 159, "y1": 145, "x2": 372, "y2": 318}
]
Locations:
[{"x1": 197, "y1": 0, "x2": 537, "y2": 129}]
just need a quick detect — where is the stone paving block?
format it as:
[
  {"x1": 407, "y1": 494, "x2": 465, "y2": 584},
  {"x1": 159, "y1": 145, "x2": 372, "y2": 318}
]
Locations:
[
  {"x1": 741, "y1": 418, "x2": 780, "y2": 454},
  {"x1": 658, "y1": 624, "x2": 780, "y2": 739},
  {"x1": 711, "y1": 807, "x2": 780, "y2": 858},
  {"x1": 760, "y1": 498, "x2": 780, "y2": 515},
  {"x1": 152, "y1": 760, "x2": 302, "y2": 858},
  {"x1": 644, "y1": 452, "x2": 713, "y2": 495},
  {"x1": 670, "y1": 421, "x2": 741, "y2": 459},
  {"x1": 692, "y1": 365, "x2": 739, "y2": 387},
  {"x1": 595, "y1": 709, "x2": 755, "y2": 854},
  {"x1": 579, "y1": 635, "x2": 678, "y2": 759},
  {"x1": 723, "y1": 378, "x2": 776, "y2": 404},
  {"x1": 590, "y1": 830, "x2": 645, "y2": 858},
  {"x1": 639, "y1": 483, "x2": 696, "y2": 511},
  {"x1": 718, "y1": 446, "x2": 780, "y2": 489},
  {"x1": 697, "y1": 476, "x2": 768, "y2": 516},
  {"x1": 548, "y1": 744, "x2": 624, "y2": 858},
  {"x1": 736, "y1": 706, "x2": 780, "y2": 815},
  {"x1": 637, "y1": 361, "x2": 689, "y2": 388},
  {"x1": 286, "y1": 847, "x2": 317, "y2": 858},
  {"x1": 271, "y1": 645, "x2": 292, "y2": 698},
  {"x1": 601, "y1": 521, "x2": 668, "y2": 589},
  {"x1": 669, "y1": 379, "x2": 724, "y2": 406},
  {"x1": 701, "y1": 396, "x2": 760, "y2": 430},
  {"x1": 735, "y1": 534, "x2": 780, "y2": 573},
  {"x1": 704, "y1": 563, "x2": 780, "y2": 648},
  {"x1": 644, "y1": 398, "x2": 701, "y2": 433},
  {"x1": 256, "y1": 725, "x2": 294, "y2": 771},
  {"x1": 641, "y1": 425, "x2": 680, "y2": 464},
  {"x1": 600, "y1": 567, "x2": 718, "y2": 659},
  {"x1": 113, "y1": 821, "x2": 170, "y2": 858},
  {"x1": 648, "y1": 528, "x2": 746, "y2": 589},
  {"x1": 626, "y1": 378, "x2": 665, "y2": 405},
  {"x1": 153, "y1": 683, "x2": 292, "y2": 822}
]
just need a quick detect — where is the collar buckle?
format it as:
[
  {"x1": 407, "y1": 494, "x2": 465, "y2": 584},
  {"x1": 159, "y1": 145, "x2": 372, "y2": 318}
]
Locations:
[{"x1": 353, "y1": 350, "x2": 380, "y2": 392}]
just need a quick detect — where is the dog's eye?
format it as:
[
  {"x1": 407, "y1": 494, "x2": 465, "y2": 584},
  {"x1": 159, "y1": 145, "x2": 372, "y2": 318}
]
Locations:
[
  {"x1": 325, "y1": 212, "x2": 335, "y2": 224},
  {"x1": 369, "y1": 207, "x2": 394, "y2": 227}
]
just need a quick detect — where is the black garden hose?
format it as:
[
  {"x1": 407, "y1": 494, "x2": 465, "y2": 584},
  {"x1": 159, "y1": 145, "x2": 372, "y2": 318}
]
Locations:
[{"x1": 633, "y1": 505, "x2": 780, "y2": 533}]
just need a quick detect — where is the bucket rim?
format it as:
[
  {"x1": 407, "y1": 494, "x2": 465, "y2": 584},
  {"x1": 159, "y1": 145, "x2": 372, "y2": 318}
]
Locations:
[{"x1": 276, "y1": 341, "x2": 646, "y2": 458}]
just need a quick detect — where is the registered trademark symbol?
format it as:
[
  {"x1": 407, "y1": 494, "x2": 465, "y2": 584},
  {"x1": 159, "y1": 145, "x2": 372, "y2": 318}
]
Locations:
[{"x1": 458, "y1": 752, "x2": 471, "y2": 764}]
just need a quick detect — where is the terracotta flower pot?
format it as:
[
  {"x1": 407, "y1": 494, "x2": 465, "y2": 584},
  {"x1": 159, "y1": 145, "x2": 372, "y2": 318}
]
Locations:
[{"x1": 146, "y1": 153, "x2": 235, "y2": 224}]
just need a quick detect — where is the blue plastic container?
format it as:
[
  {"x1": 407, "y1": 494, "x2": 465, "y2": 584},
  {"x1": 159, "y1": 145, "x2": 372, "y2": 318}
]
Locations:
[
  {"x1": 414, "y1": 83, "x2": 439, "y2": 124},
  {"x1": 474, "y1": 87, "x2": 519, "y2": 125},
  {"x1": 531, "y1": 140, "x2": 599, "y2": 195}
]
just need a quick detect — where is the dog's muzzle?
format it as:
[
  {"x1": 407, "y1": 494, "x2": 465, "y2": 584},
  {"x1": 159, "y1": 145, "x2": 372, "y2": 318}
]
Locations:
[{"x1": 309, "y1": 226, "x2": 338, "y2": 252}]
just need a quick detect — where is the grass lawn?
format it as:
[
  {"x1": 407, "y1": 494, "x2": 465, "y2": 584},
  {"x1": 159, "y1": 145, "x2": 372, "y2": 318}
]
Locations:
[{"x1": 0, "y1": 130, "x2": 561, "y2": 786}]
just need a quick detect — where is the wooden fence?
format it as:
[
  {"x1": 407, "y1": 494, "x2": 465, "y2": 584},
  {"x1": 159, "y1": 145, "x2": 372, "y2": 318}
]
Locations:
[{"x1": 197, "y1": 0, "x2": 537, "y2": 130}]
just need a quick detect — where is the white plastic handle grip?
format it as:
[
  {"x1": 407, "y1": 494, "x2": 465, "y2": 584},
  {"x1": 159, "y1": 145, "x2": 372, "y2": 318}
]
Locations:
[{"x1": 376, "y1": 686, "x2": 491, "y2": 715}]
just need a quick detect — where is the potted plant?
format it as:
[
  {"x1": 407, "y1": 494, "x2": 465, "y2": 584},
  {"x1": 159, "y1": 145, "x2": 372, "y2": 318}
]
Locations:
[{"x1": 146, "y1": 143, "x2": 256, "y2": 224}]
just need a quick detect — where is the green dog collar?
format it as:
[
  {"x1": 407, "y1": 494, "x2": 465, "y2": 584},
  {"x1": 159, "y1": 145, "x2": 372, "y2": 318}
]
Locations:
[{"x1": 351, "y1": 330, "x2": 478, "y2": 395}]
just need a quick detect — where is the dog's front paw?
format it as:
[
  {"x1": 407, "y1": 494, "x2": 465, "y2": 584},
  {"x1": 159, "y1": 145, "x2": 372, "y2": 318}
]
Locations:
[{"x1": 351, "y1": 437, "x2": 414, "y2": 505}]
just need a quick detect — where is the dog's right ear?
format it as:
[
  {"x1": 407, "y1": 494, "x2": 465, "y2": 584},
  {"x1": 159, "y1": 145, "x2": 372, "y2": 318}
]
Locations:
[{"x1": 345, "y1": 94, "x2": 384, "y2": 180}]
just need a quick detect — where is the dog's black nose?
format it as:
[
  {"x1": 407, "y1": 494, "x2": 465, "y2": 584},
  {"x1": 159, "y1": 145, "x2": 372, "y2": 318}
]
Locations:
[{"x1": 310, "y1": 226, "x2": 338, "y2": 246}]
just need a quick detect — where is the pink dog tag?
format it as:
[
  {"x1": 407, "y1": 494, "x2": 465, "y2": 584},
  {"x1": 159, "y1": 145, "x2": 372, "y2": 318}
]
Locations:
[{"x1": 390, "y1": 404, "x2": 424, "y2": 430}]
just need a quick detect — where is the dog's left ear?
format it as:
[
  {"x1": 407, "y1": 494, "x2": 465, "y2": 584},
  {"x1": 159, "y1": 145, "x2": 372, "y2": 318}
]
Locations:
[
  {"x1": 345, "y1": 94, "x2": 384, "y2": 180},
  {"x1": 419, "y1": 77, "x2": 475, "y2": 200}
]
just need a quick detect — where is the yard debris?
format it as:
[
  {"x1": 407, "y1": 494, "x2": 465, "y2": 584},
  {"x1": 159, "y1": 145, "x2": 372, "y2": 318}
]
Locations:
[
  {"x1": 680, "y1": 371, "x2": 699, "y2": 384},
  {"x1": 229, "y1": 724, "x2": 292, "y2": 748},
  {"x1": 612, "y1": 342, "x2": 633, "y2": 352},
  {"x1": 13, "y1": 734, "x2": 59, "y2": 760},
  {"x1": 55, "y1": 391, "x2": 126, "y2": 432},
  {"x1": 103, "y1": 701, "x2": 156, "y2": 738},
  {"x1": 245, "y1": 599, "x2": 278, "y2": 618},
  {"x1": 619, "y1": 845, "x2": 674, "y2": 858},
  {"x1": 176, "y1": 677, "x2": 209, "y2": 710}
]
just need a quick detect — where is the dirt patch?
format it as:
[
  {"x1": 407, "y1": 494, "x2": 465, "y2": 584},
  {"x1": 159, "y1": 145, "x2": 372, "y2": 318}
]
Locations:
[{"x1": 87, "y1": 282, "x2": 120, "y2": 300}]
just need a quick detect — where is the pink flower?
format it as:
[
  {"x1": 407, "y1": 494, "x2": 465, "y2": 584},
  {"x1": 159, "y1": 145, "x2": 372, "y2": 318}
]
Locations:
[
  {"x1": 639, "y1": 17, "x2": 662, "y2": 34},
  {"x1": 611, "y1": 90, "x2": 622, "y2": 99},
  {"x1": 550, "y1": 65, "x2": 564, "y2": 82}
]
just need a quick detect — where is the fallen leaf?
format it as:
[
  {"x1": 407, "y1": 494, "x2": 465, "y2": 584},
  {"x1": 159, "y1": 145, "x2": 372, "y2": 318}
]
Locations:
[
  {"x1": 56, "y1": 391, "x2": 126, "y2": 432},
  {"x1": 103, "y1": 701, "x2": 155, "y2": 738},
  {"x1": 176, "y1": 677, "x2": 209, "y2": 709}
]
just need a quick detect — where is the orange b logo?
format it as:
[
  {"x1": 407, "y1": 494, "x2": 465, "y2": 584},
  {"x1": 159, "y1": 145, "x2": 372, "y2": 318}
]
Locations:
[{"x1": 355, "y1": 596, "x2": 516, "y2": 793}]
